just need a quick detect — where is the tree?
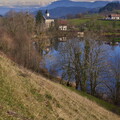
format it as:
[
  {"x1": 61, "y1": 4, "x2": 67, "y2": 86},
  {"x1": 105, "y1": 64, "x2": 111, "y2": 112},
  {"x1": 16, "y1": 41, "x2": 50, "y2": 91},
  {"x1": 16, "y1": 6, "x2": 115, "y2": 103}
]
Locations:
[
  {"x1": 0, "y1": 11, "x2": 42, "y2": 72},
  {"x1": 59, "y1": 33, "x2": 107, "y2": 95},
  {"x1": 36, "y1": 10, "x2": 44, "y2": 25},
  {"x1": 59, "y1": 39, "x2": 82, "y2": 89},
  {"x1": 35, "y1": 10, "x2": 45, "y2": 33},
  {"x1": 99, "y1": 2, "x2": 120, "y2": 13},
  {"x1": 86, "y1": 38, "x2": 107, "y2": 95},
  {"x1": 3, "y1": 11, "x2": 35, "y2": 35},
  {"x1": 104, "y1": 54, "x2": 120, "y2": 104}
]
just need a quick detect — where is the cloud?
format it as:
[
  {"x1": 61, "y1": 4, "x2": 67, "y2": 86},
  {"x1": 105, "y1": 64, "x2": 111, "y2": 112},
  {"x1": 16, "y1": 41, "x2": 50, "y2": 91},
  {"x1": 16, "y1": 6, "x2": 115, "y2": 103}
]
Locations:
[
  {"x1": 0, "y1": 0, "x2": 57, "y2": 6},
  {"x1": 72, "y1": 0, "x2": 113, "y2": 2},
  {"x1": 0, "y1": 0, "x2": 114, "y2": 6}
]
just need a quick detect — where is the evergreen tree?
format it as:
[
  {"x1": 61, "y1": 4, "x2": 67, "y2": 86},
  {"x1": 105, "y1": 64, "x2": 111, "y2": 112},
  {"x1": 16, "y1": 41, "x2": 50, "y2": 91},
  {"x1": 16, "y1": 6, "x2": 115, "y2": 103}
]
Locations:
[
  {"x1": 99, "y1": 2, "x2": 120, "y2": 13},
  {"x1": 35, "y1": 10, "x2": 44, "y2": 24}
]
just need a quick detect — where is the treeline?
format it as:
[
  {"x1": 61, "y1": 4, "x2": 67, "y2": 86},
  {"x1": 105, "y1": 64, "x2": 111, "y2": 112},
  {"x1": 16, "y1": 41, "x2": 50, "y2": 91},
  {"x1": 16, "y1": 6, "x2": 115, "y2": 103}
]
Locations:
[
  {"x1": 0, "y1": 11, "x2": 46, "y2": 72},
  {"x1": 99, "y1": 2, "x2": 120, "y2": 13},
  {"x1": 59, "y1": 33, "x2": 120, "y2": 105}
]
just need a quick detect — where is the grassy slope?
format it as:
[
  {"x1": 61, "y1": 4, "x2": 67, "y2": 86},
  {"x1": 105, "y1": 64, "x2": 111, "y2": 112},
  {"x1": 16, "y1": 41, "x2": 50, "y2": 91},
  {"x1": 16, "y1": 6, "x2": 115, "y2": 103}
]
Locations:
[
  {"x1": 68, "y1": 18, "x2": 120, "y2": 30},
  {"x1": 0, "y1": 54, "x2": 120, "y2": 120},
  {"x1": 68, "y1": 18, "x2": 90, "y2": 26}
]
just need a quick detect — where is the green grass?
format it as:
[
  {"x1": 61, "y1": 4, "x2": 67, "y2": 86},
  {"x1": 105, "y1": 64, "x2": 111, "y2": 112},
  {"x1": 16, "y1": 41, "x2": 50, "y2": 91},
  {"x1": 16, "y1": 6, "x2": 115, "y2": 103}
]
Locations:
[
  {"x1": 103, "y1": 33, "x2": 120, "y2": 35},
  {"x1": 64, "y1": 86, "x2": 120, "y2": 115},
  {"x1": 68, "y1": 18, "x2": 120, "y2": 31},
  {"x1": 68, "y1": 18, "x2": 90, "y2": 26},
  {"x1": 113, "y1": 38, "x2": 120, "y2": 42},
  {"x1": 30, "y1": 88, "x2": 44, "y2": 102},
  {"x1": 113, "y1": 10, "x2": 120, "y2": 14},
  {"x1": 45, "y1": 93, "x2": 53, "y2": 100},
  {"x1": 0, "y1": 70, "x2": 35, "y2": 119},
  {"x1": 110, "y1": 37, "x2": 120, "y2": 43}
]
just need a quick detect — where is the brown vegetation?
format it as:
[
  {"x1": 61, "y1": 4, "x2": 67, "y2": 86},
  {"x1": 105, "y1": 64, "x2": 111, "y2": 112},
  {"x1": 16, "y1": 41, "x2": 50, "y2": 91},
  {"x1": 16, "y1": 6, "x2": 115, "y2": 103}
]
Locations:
[
  {"x1": 0, "y1": 11, "x2": 42, "y2": 72},
  {"x1": 0, "y1": 54, "x2": 120, "y2": 120}
]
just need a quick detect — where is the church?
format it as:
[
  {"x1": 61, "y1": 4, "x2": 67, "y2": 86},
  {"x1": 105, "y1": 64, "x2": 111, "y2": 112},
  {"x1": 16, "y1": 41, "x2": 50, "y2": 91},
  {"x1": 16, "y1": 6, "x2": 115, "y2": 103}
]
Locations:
[{"x1": 43, "y1": 10, "x2": 54, "y2": 29}]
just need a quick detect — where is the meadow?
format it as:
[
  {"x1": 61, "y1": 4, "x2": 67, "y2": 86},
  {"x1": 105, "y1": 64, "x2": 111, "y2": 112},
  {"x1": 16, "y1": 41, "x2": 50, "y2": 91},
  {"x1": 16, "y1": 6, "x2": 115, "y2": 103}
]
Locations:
[{"x1": 68, "y1": 18, "x2": 120, "y2": 31}]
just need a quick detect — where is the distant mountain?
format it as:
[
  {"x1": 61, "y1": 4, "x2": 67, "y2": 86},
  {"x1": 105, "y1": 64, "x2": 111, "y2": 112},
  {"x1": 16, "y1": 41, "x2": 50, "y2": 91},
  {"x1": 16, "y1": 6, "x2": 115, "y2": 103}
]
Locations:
[
  {"x1": 0, "y1": 6, "x2": 40, "y2": 15},
  {"x1": 0, "y1": 7, "x2": 11, "y2": 15},
  {"x1": 41, "y1": 0, "x2": 110, "y2": 9},
  {"x1": 41, "y1": 7, "x2": 90, "y2": 18},
  {"x1": 88, "y1": 7, "x2": 100, "y2": 13},
  {"x1": 99, "y1": 2, "x2": 120, "y2": 13},
  {"x1": 0, "y1": 0, "x2": 110, "y2": 16},
  {"x1": 34, "y1": 0, "x2": 110, "y2": 18}
]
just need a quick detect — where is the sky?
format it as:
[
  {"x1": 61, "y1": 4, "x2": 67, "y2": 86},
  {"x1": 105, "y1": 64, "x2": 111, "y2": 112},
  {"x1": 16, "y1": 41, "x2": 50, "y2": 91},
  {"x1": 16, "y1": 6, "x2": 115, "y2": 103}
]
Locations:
[{"x1": 0, "y1": 0, "x2": 116, "y2": 6}]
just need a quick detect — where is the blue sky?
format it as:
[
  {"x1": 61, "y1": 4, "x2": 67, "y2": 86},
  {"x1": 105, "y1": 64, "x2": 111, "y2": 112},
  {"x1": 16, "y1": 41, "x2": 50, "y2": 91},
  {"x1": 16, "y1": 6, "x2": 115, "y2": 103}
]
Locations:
[{"x1": 0, "y1": 0, "x2": 114, "y2": 6}]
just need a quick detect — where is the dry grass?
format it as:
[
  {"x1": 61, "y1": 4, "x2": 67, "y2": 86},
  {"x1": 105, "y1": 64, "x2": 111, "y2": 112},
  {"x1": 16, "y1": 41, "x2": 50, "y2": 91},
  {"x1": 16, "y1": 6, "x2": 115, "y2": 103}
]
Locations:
[{"x1": 0, "y1": 54, "x2": 120, "y2": 120}]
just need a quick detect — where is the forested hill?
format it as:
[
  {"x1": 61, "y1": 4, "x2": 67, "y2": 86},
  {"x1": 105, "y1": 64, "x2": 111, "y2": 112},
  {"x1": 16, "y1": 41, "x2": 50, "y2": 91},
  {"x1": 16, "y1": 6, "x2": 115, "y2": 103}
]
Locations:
[
  {"x1": 40, "y1": 7, "x2": 90, "y2": 18},
  {"x1": 99, "y1": 2, "x2": 120, "y2": 13}
]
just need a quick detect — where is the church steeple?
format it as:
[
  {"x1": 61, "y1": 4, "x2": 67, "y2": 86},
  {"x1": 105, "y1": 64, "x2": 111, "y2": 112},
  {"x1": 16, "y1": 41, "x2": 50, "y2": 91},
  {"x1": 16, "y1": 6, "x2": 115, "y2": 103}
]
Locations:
[{"x1": 45, "y1": 10, "x2": 50, "y2": 18}]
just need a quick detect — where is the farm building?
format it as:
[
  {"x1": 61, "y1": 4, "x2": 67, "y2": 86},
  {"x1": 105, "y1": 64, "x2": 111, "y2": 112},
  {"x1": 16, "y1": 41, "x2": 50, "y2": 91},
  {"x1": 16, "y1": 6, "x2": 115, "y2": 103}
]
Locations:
[
  {"x1": 106, "y1": 14, "x2": 120, "y2": 20},
  {"x1": 57, "y1": 20, "x2": 68, "y2": 31}
]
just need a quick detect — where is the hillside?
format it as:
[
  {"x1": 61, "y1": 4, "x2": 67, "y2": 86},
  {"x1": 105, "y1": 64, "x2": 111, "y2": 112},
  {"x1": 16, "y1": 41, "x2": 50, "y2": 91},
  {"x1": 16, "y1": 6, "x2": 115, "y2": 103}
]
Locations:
[
  {"x1": 41, "y1": 0, "x2": 109, "y2": 9},
  {"x1": 0, "y1": 54, "x2": 120, "y2": 120},
  {"x1": 99, "y1": 2, "x2": 120, "y2": 13},
  {"x1": 40, "y1": 7, "x2": 90, "y2": 18},
  {"x1": 0, "y1": 6, "x2": 40, "y2": 16},
  {"x1": 36, "y1": 0, "x2": 109, "y2": 18}
]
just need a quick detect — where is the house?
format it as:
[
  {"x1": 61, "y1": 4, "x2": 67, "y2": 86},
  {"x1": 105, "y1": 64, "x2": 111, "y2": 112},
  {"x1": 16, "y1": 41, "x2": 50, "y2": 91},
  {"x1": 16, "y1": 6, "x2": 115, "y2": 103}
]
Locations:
[
  {"x1": 106, "y1": 14, "x2": 120, "y2": 20},
  {"x1": 58, "y1": 20, "x2": 68, "y2": 31},
  {"x1": 58, "y1": 37, "x2": 67, "y2": 42},
  {"x1": 43, "y1": 10, "x2": 54, "y2": 28},
  {"x1": 77, "y1": 32, "x2": 84, "y2": 38}
]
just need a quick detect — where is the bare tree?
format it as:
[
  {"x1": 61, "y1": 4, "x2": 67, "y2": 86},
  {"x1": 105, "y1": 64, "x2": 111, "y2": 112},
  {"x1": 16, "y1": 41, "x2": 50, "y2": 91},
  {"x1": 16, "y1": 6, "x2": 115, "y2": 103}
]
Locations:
[
  {"x1": 0, "y1": 11, "x2": 42, "y2": 72},
  {"x1": 104, "y1": 53, "x2": 120, "y2": 104},
  {"x1": 59, "y1": 39, "x2": 82, "y2": 89},
  {"x1": 59, "y1": 33, "x2": 107, "y2": 95},
  {"x1": 86, "y1": 39, "x2": 107, "y2": 95}
]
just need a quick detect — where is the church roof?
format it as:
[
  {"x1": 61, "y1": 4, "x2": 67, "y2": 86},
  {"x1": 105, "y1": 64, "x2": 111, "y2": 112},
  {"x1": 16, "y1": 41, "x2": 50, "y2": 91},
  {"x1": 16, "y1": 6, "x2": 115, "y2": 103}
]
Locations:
[{"x1": 42, "y1": 10, "x2": 54, "y2": 19}]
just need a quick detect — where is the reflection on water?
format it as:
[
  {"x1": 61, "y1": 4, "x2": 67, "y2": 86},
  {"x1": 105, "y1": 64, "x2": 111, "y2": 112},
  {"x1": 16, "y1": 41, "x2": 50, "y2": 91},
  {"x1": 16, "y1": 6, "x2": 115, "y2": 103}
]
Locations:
[
  {"x1": 41, "y1": 37, "x2": 120, "y2": 77},
  {"x1": 37, "y1": 37, "x2": 120, "y2": 98}
]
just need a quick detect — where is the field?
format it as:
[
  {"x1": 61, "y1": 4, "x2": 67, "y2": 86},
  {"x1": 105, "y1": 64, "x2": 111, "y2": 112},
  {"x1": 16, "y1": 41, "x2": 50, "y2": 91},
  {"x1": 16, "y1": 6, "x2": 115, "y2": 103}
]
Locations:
[
  {"x1": 0, "y1": 53, "x2": 120, "y2": 120},
  {"x1": 68, "y1": 18, "x2": 120, "y2": 31},
  {"x1": 68, "y1": 18, "x2": 90, "y2": 26}
]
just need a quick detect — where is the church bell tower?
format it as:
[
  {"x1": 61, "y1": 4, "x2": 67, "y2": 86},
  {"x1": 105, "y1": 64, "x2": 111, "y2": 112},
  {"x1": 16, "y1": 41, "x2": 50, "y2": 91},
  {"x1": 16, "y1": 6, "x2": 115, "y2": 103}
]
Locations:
[{"x1": 45, "y1": 10, "x2": 50, "y2": 18}]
